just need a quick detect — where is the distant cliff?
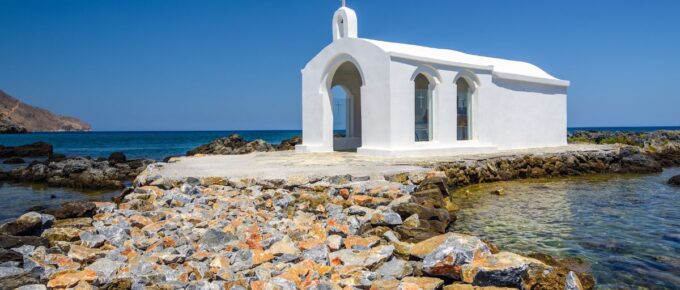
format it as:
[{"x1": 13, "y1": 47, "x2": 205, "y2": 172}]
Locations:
[{"x1": 0, "y1": 90, "x2": 91, "y2": 133}]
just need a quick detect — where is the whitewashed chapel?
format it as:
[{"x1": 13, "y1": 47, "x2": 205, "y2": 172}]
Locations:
[{"x1": 296, "y1": 3, "x2": 569, "y2": 157}]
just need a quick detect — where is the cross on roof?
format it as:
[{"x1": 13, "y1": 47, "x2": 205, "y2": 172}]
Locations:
[{"x1": 342, "y1": 0, "x2": 346, "y2": 7}]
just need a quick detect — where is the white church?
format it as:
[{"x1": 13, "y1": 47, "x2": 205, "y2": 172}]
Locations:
[{"x1": 295, "y1": 4, "x2": 569, "y2": 157}]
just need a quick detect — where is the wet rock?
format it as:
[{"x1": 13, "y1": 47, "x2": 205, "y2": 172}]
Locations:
[
  {"x1": 108, "y1": 152, "x2": 126, "y2": 164},
  {"x1": 565, "y1": 271, "x2": 584, "y2": 290},
  {"x1": 44, "y1": 201, "x2": 97, "y2": 219},
  {"x1": 2, "y1": 157, "x2": 26, "y2": 164},
  {"x1": 462, "y1": 252, "x2": 551, "y2": 289},
  {"x1": 0, "y1": 235, "x2": 48, "y2": 249},
  {"x1": 0, "y1": 212, "x2": 43, "y2": 236},
  {"x1": 527, "y1": 253, "x2": 595, "y2": 290},
  {"x1": 411, "y1": 233, "x2": 491, "y2": 280},
  {"x1": 0, "y1": 142, "x2": 52, "y2": 158},
  {"x1": 669, "y1": 175, "x2": 680, "y2": 186}
]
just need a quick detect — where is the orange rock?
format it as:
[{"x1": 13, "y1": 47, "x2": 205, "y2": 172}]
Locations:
[
  {"x1": 349, "y1": 195, "x2": 373, "y2": 206},
  {"x1": 252, "y1": 249, "x2": 274, "y2": 265},
  {"x1": 129, "y1": 215, "x2": 152, "y2": 228},
  {"x1": 338, "y1": 188, "x2": 351, "y2": 199},
  {"x1": 47, "y1": 270, "x2": 97, "y2": 288},
  {"x1": 343, "y1": 236, "x2": 380, "y2": 249},
  {"x1": 163, "y1": 236, "x2": 176, "y2": 248},
  {"x1": 250, "y1": 280, "x2": 265, "y2": 290}
]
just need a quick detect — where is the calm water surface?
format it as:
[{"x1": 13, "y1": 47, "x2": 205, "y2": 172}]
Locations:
[
  {"x1": 451, "y1": 168, "x2": 680, "y2": 289},
  {"x1": 0, "y1": 183, "x2": 118, "y2": 223}
]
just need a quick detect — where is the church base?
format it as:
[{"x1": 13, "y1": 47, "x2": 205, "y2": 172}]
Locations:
[{"x1": 356, "y1": 143, "x2": 498, "y2": 157}]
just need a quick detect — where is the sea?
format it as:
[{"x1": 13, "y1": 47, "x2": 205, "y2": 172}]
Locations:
[{"x1": 1, "y1": 127, "x2": 680, "y2": 288}]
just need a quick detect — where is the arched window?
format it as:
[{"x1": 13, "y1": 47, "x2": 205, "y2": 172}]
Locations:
[
  {"x1": 457, "y1": 78, "x2": 472, "y2": 140},
  {"x1": 415, "y1": 74, "x2": 433, "y2": 142}
]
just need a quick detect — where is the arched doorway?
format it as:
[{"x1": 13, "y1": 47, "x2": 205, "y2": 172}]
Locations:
[{"x1": 330, "y1": 61, "x2": 363, "y2": 151}]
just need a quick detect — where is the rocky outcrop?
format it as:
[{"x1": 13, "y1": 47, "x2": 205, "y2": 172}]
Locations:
[
  {"x1": 0, "y1": 90, "x2": 91, "y2": 132},
  {"x1": 433, "y1": 145, "x2": 662, "y2": 189},
  {"x1": 0, "y1": 142, "x2": 53, "y2": 158},
  {"x1": 1, "y1": 153, "x2": 154, "y2": 190},
  {"x1": 187, "y1": 134, "x2": 302, "y2": 156},
  {"x1": 570, "y1": 130, "x2": 680, "y2": 166},
  {"x1": 0, "y1": 114, "x2": 27, "y2": 134}
]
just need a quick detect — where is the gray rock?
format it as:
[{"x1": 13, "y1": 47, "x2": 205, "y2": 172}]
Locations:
[
  {"x1": 80, "y1": 231, "x2": 106, "y2": 248},
  {"x1": 86, "y1": 258, "x2": 123, "y2": 285},
  {"x1": 669, "y1": 175, "x2": 680, "y2": 186},
  {"x1": 376, "y1": 257, "x2": 413, "y2": 280},
  {"x1": 328, "y1": 245, "x2": 394, "y2": 268},
  {"x1": 303, "y1": 246, "x2": 330, "y2": 264},
  {"x1": 414, "y1": 233, "x2": 491, "y2": 279},
  {"x1": 0, "y1": 266, "x2": 24, "y2": 278},
  {"x1": 15, "y1": 284, "x2": 47, "y2": 290},
  {"x1": 200, "y1": 229, "x2": 237, "y2": 251}
]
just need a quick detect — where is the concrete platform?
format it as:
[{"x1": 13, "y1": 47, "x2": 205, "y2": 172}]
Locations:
[{"x1": 157, "y1": 144, "x2": 615, "y2": 180}]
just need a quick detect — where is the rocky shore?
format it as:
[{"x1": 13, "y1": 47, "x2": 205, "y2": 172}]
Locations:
[
  {"x1": 569, "y1": 130, "x2": 680, "y2": 166},
  {"x1": 187, "y1": 135, "x2": 302, "y2": 156},
  {"x1": 1, "y1": 170, "x2": 595, "y2": 290},
  {"x1": 1, "y1": 152, "x2": 155, "y2": 190}
]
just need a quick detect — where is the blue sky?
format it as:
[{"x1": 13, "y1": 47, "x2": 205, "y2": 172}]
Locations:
[{"x1": 1, "y1": 0, "x2": 679, "y2": 131}]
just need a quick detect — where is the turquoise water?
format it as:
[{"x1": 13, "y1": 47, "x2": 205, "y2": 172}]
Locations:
[
  {"x1": 451, "y1": 168, "x2": 680, "y2": 289},
  {"x1": 0, "y1": 130, "x2": 301, "y2": 160}
]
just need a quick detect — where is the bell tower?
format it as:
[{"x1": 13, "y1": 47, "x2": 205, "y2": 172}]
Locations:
[{"x1": 332, "y1": 3, "x2": 358, "y2": 41}]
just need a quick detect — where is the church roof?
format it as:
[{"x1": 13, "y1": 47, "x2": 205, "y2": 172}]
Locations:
[{"x1": 363, "y1": 39, "x2": 567, "y2": 86}]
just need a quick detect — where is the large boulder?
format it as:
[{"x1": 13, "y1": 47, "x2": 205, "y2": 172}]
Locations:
[
  {"x1": 0, "y1": 212, "x2": 45, "y2": 236},
  {"x1": 0, "y1": 235, "x2": 49, "y2": 249},
  {"x1": 0, "y1": 142, "x2": 52, "y2": 158},
  {"x1": 43, "y1": 201, "x2": 97, "y2": 219},
  {"x1": 277, "y1": 136, "x2": 302, "y2": 151},
  {"x1": 107, "y1": 152, "x2": 127, "y2": 164},
  {"x1": 410, "y1": 233, "x2": 491, "y2": 280},
  {"x1": 461, "y1": 251, "x2": 552, "y2": 288}
]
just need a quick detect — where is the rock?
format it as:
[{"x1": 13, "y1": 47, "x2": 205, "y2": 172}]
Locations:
[
  {"x1": 376, "y1": 257, "x2": 413, "y2": 279},
  {"x1": 0, "y1": 266, "x2": 24, "y2": 278},
  {"x1": 0, "y1": 212, "x2": 43, "y2": 236},
  {"x1": 527, "y1": 253, "x2": 595, "y2": 290},
  {"x1": 0, "y1": 116, "x2": 27, "y2": 134},
  {"x1": 68, "y1": 245, "x2": 106, "y2": 262},
  {"x1": 267, "y1": 236, "x2": 300, "y2": 257},
  {"x1": 79, "y1": 232, "x2": 106, "y2": 248},
  {"x1": 47, "y1": 269, "x2": 97, "y2": 288},
  {"x1": 277, "y1": 136, "x2": 302, "y2": 151},
  {"x1": 108, "y1": 152, "x2": 126, "y2": 164},
  {"x1": 2, "y1": 157, "x2": 26, "y2": 164},
  {"x1": 565, "y1": 271, "x2": 584, "y2": 290},
  {"x1": 400, "y1": 277, "x2": 445, "y2": 290},
  {"x1": 461, "y1": 252, "x2": 551, "y2": 289},
  {"x1": 0, "y1": 273, "x2": 40, "y2": 289},
  {"x1": 329, "y1": 245, "x2": 394, "y2": 267},
  {"x1": 199, "y1": 229, "x2": 237, "y2": 251},
  {"x1": 0, "y1": 249, "x2": 23, "y2": 265},
  {"x1": 0, "y1": 235, "x2": 48, "y2": 249},
  {"x1": 187, "y1": 134, "x2": 277, "y2": 156},
  {"x1": 411, "y1": 233, "x2": 491, "y2": 280},
  {"x1": 669, "y1": 175, "x2": 680, "y2": 186},
  {"x1": 53, "y1": 217, "x2": 93, "y2": 229},
  {"x1": 44, "y1": 201, "x2": 97, "y2": 219},
  {"x1": 86, "y1": 258, "x2": 122, "y2": 285},
  {"x1": 100, "y1": 278, "x2": 133, "y2": 290},
  {"x1": 41, "y1": 227, "x2": 81, "y2": 243},
  {"x1": 0, "y1": 142, "x2": 52, "y2": 158},
  {"x1": 15, "y1": 284, "x2": 47, "y2": 290}
]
